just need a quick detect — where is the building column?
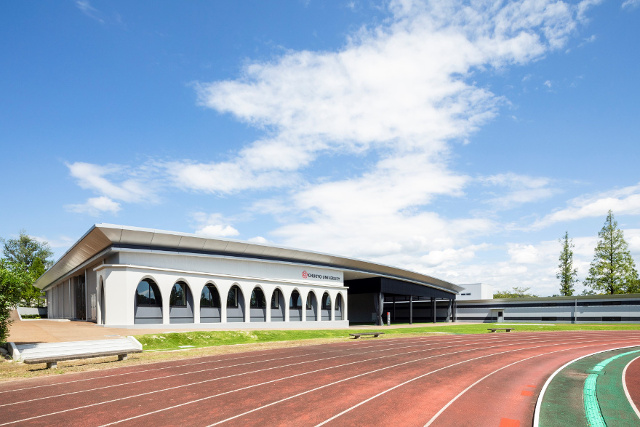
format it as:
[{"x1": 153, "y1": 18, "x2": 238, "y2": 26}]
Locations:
[
  {"x1": 447, "y1": 299, "x2": 453, "y2": 322},
  {"x1": 392, "y1": 296, "x2": 396, "y2": 322},
  {"x1": 409, "y1": 295, "x2": 413, "y2": 325},
  {"x1": 193, "y1": 282, "x2": 201, "y2": 324},
  {"x1": 431, "y1": 297, "x2": 436, "y2": 323},
  {"x1": 342, "y1": 292, "x2": 348, "y2": 322},
  {"x1": 452, "y1": 300, "x2": 457, "y2": 322}
]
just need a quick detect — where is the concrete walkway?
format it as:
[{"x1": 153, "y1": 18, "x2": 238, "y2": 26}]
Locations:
[
  {"x1": 7, "y1": 320, "x2": 186, "y2": 344},
  {"x1": 7, "y1": 319, "x2": 465, "y2": 344}
]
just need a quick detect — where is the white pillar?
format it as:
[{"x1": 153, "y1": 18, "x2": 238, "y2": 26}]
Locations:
[{"x1": 193, "y1": 280, "x2": 201, "y2": 324}]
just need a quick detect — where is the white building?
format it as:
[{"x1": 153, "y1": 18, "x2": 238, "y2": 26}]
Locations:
[
  {"x1": 35, "y1": 224, "x2": 462, "y2": 328},
  {"x1": 457, "y1": 283, "x2": 493, "y2": 300}
]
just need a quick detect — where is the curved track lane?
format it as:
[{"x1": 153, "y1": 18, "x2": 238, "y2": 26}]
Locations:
[{"x1": 1, "y1": 331, "x2": 639, "y2": 427}]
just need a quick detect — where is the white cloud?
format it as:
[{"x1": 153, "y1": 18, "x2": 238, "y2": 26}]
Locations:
[
  {"x1": 196, "y1": 225, "x2": 240, "y2": 238},
  {"x1": 66, "y1": 196, "x2": 121, "y2": 216},
  {"x1": 192, "y1": 212, "x2": 239, "y2": 238},
  {"x1": 31, "y1": 235, "x2": 75, "y2": 249},
  {"x1": 533, "y1": 182, "x2": 640, "y2": 228},
  {"x1": 248, "y1": 236, "x2": 269, "y2": 244},
  {"x1": 67, "y1": 162, "x2": 157, "y2": 203},
  {"x1": 187, "y1": 0, "x2": 593, "y2": 197},
  {"x1": 75, "y1": 1, "x2": 104, "y2": 23},
  {"x1": 65, "y1": 0, "x2": 603, "y2": 288},
  {"x1": 66, "y1": 161, "x2": 161, "y2": 214},
  {"x1": 480, "y1": 173, "x2": 556, "y2": 209},
  {"x1": 622, "y1": 0, "x2": 640, "y2": 10}
]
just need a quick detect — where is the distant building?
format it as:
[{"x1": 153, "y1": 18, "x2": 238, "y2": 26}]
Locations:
[
  {"x1": 457, "y1": 294, "x2": 640, "y2": 323},
  {"x1": 457, "y1": 283, "x2": 493, "y2": 300}
]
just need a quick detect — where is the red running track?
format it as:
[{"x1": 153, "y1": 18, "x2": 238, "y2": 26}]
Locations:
[
  {"x1": 625, "y1": 355, "x2": 640, "y2": 417},
  {"x1": 1, "y1": 331, "x2": 640, "y2": 427}
]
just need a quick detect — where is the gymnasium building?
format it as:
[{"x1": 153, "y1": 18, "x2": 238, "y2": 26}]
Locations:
[{"x1": 35, "y1": 224, "x2": 462, "y2": 328}]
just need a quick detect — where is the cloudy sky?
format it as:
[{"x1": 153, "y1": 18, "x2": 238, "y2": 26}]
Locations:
[{"x1": 2, "y1": 0, "x2": 640, "y2": 296}]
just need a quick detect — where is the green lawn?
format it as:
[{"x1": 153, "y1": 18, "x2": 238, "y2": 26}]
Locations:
[{"x1": 135, "y1": 323, "x2": 640, "y2": 351}]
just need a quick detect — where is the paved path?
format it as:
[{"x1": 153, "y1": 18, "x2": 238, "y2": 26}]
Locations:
[
  {"x1": 2, "y1": 331, "x2": 640, "y2": 426},
  {"x1": 7, "y1": 319, "x2": 465, "y2": 344}
]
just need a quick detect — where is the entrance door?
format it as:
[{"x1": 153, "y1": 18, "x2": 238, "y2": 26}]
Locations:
[
  {"x1": 497, "y1": 310, "x2": 504, "y2": 322},
  {"x1": 75, "y1": 276, "x2": 86, "y2": 320},
  {"x1": 100, "y1": 284, "x2": 105, "y2": 325}
]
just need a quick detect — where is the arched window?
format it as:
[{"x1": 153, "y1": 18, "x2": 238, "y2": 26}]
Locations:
[
  {"x1": 322, "y1": 293, "x2": 331, "y2": 310},
  {"x1": 170, "y1": 281, "x2": 188, "y2": 307},
  {"x1": 335, "y1": 293, "x2": 344, "y2": 321},
  {"x1": 136, "y1": 279, "x2": 161, "y2": 307},
  {"x1": 271, "y1": 289, "x2": 281, "y2": 309},
  {"x1": 135, "y1": 278, "x2": 162, "y2": 325},
  {"x1": 290, "y1": 290, "x2": 302, "y2": 308},
  {"x1": 201, "y1": 284, "x2": 220, "y2": 307},
  {"x1": 227, "y1": 285, "x2": 240, "y2": 308},
  {"x1": 250, "y1": 288, "x2": 266, "y2": 308},
  {"x1": 306, "y1": 293, "x2": 315, "y2": 310}
]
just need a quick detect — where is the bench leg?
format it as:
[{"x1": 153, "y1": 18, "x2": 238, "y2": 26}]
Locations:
[
  {"x1": 118, "y1": 354, "x2": 128, "y2": 361},
  {"x1": 47, "y1": 361, "x2": 57, "y2": 369}
]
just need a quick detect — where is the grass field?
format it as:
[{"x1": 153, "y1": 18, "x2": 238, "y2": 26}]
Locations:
[{"x1": 135, "y1": 322, "x2": 640, "y2": 351}]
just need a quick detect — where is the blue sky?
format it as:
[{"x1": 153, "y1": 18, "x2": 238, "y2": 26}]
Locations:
[{"x1": 2, "y1": 0, "x2": 640, "y2": 296}]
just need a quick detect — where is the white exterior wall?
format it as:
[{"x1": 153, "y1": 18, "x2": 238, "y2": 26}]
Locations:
[
  {"x1": 92, "y1": 251, "x2": 348, "y2": 328},
  {"x1": 457, "y1": 283, "x2": 493, "y2": 300},
  {"x1": 456, "y1": 296, "x2": 640, "y2": 323}
]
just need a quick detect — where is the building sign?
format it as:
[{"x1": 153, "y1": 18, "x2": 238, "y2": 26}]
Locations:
[{"x1": 301, "y1": 270, "x2": 341, "y2": 282}]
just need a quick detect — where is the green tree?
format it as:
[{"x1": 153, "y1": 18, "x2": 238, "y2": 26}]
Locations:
[
  {"x1": 0, "y1": 260, "x2": 30, "y2": 343},
  {"x1": 1, "y1": 231, "x2": 53, "y2": 307},
  {"x1": 557, "y1": 231, "x2": 578, "y2": 296},
  {"x1": 1, "y1": 230, "x2": 53, "y2": 269},
  {"x1": 493, "y1": 286, "x2": 538, "y2": 298},
  {"x1": 584, "y1": 210, "x2": 639, "y2": 294}
]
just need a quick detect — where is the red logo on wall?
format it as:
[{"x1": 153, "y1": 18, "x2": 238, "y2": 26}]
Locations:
[{"x1": 302, "y1": 270, "x2": 308, "y2": 279}]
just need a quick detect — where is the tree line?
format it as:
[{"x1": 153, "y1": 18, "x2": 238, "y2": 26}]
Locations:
[
  {"x1": 495, "y1": 210, "x2": 640, "y2": 299},
  {"x1": 0, "y1": 231, "x2": 53, "y2": 343}
]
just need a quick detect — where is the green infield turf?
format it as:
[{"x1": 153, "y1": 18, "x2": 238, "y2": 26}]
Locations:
[{"x1": 135, "y1": 323, "x2": 640, "y2": 351}]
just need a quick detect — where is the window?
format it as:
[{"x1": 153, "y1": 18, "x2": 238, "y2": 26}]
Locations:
[
  {"x1": 271, "y1": 289, "x2": 280, "y2": 309},
  {"x1": 322, "y1": 293, "x2": 331, "y2": 310},
  {"x1": 250, "y1": 288, "x2": 266, "y2": 308},
  {"x1": 170, "y1": 282, "x2": 188, "y2": 307},
  {"x1": 136, "y1": 279, "x2": 161, "y2": 307},
  {"x1": 290, "y1": 290, "x2": 302, "y2": 308},
  {"x1": 200, "y1": 284, "x2": 220, "y2": 308},
  {"x1": 227, "y1": 286, "x2": 239, "y2": 308},
  {"x1": 306, "y1": 293, "x2": 314, "y2": 310}
]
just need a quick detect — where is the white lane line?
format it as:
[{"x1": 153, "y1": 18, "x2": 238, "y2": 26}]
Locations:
[
  {"x1": 1, "y1": 336, "x2": 469, "y2": 408},
  {"x1": 622, "y1": 355, "x2": 640, "y2": 421},
  {"x1": 1, "y1": 338, "x2": 441, "y2": 407},
  {"x1": 1, "y1": 335, "x2": 522, "y2": 426},
  {"x1": 0, "y1": 330, "x2": 621, "y2": 395},
  {"x1": 0, "y1": 339, "x2": 387, "y2": 394},
  {"x1": 318, "y1": 339, "x2": 620, "y2": 427},
  {"x1": 0, "y1": 335, "x2": 440, "y2": 398},
  {"x1": 104, "y1": 335, "x2": 592, "y2": 427},
  {"x1": 531, "y1": 344, "x2": 640, "y2": 427},
  {"x1": 426, "y1": 343, "x2": 638, "y2": 427}
]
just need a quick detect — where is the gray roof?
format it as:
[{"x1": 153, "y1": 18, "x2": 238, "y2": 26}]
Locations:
[{"x1": 35, "y1": 224, "x2": 462, "y2": 294}]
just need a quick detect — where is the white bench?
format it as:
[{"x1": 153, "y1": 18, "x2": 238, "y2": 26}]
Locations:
[
  {"x1": 487, "y1": 328, "x2": 515, "y2": 333},
  {"x1": 9, "y1": 336, "x2": 143, "y2": 369},
  {"x1": 350, "y1": 332, "x2": 385, "y2": 339}
]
